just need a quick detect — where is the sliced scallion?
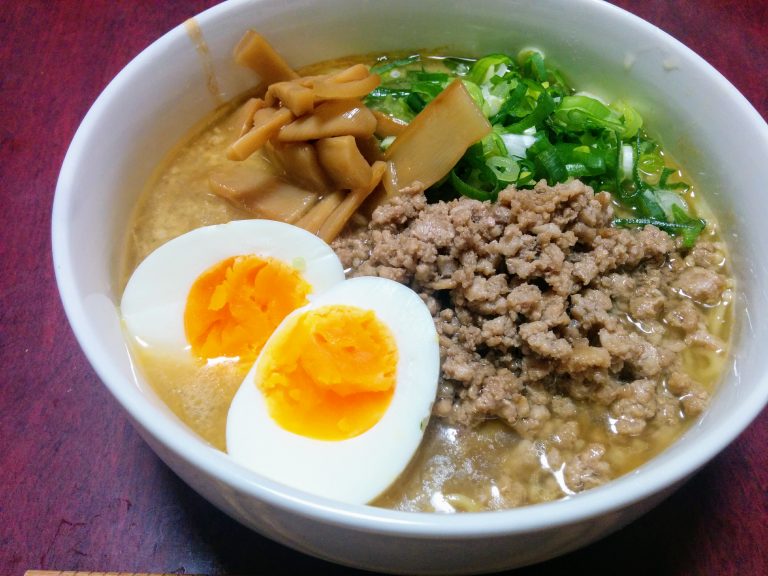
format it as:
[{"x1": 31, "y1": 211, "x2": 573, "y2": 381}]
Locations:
[{"x1": 365, "y1": 50, "x2": 706, "y2": 246}]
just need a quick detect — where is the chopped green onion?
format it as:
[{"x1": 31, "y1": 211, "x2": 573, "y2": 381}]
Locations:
[
  {"x1": 507, "y1": 90, "x2": 555, "y2": 133},
  {"x1": 551, "y1": 95, "x2": 625, "y2": 134},
  {"x1": 501, "y1": 131, "x2": 537, "y2": 159},
  {"x1": 364, "y1": 50, "x2": 705, "y2": 247},
  {"x1": 450, "y1": 168, "x2": 499, "y2": 201},
  {"x1": 613, "y1": 213, "x2": 705, "y2": 248},
  {"x1": 487, "y1": 156, "x2": 521, "y2": 182},
  {"x1": 618, "y1": 144, "x2": 634, "y2": 183},
  {"x1": 370, "y1": 54, "x2": 421, "y2": 78},
  {"x1": 610, "y1": 98, "x2": 643, "y2": 138},
  {"x1": 468, "y1": 54, "x2": 514, "y2": 85}
]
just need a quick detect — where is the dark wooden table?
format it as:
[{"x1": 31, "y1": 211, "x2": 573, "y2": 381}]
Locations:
[{"x1": 1, "y1": 1, "x2": 766, "y2": 574}]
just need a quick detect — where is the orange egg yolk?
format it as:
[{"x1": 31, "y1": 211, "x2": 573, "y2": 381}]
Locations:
[
  {"x1": 184, "y1": 255, "x2": 311, "y2": 364},
  {"x1": 256, "y1": 304, "x2": 398, "y2": 441}
]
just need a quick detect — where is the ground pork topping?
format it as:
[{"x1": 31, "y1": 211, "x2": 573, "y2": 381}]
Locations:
[{"x1": 333, "y1": 179, "x2": 729, "y2": 492}]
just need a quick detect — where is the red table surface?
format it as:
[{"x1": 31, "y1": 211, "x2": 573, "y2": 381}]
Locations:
[{"x1": 1, "y1": 1, "x2": 766, "y2": 574}]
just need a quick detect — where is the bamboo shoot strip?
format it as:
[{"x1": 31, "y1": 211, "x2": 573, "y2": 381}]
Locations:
[
  {"x1": 295, "y1": 190, "x2": 346, "y2": 234},
  {"x1": 209, "y1": 165, "x2": 318, "y2": 222},
  {"x1": 316, "y1": 136, "x2": 373, "y2": 190},
  {"x1": 266, "y1": 141, "x2": 334, "y2": 193},
  {"x1": 227, "y1": 106, "x2": 294, "y2": 160},
  {"x1": 318, "y1": 161, "x2": 386, "y2": 242},
  {"x1": 383, "y1": 79, "x2": 491, "y2": 196},
  {"x1": 233, "y1": 29, "x2": 299, "y2": 85},
  {"x1": 278, "y1": 99, "x2": 377, "y2": 141}
]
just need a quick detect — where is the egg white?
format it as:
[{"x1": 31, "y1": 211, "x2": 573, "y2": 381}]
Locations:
[
  {"x1": 120, "y1": 220, "x2": 345, "y2": 356},
  {"x1": 226, "y1": 276, "x2": 440, "y2": 505}
]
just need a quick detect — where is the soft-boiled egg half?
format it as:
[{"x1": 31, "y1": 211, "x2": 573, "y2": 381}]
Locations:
[
  {"x1": 227, "y1": 276, "x2": 440, "y2": 504},
  {"x1": 121, "y1": 219, "x2": 440, "y2": 505},
  {"x1": 121, "y1": 219, "x2": 345, "y2": 365}
]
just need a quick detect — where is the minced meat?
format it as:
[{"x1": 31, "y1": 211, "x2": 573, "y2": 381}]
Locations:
[{"x1": 334, "y1": 179, "x2": 729, "y2": 494}]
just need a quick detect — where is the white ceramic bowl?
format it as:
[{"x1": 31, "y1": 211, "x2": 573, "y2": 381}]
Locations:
[{"x1": 52, "y1": 0, "x2": 768, "y2": 573}]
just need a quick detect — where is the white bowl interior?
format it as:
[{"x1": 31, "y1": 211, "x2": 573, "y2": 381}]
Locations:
[{"x1": 53, "y1": 0, "x2": 768, "y2": 573}]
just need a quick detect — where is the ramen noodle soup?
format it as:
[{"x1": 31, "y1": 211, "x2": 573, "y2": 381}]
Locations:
[{"x1": 120, "y1": 33, "x2": 733, "y2": 511}]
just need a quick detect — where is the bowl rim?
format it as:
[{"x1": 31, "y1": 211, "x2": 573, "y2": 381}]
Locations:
[{"x1": 52, "y1": 0, "x2": 768, "y2": 538}]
